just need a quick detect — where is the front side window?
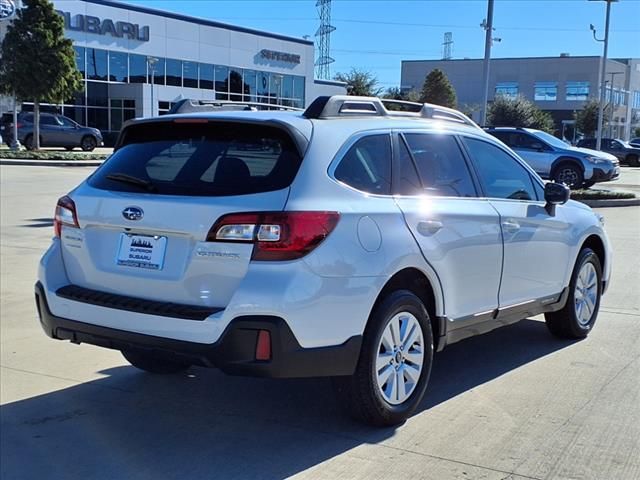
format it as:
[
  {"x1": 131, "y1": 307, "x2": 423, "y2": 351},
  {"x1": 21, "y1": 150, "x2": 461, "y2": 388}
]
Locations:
[
  {"x1": 334, "y1": 135, "x2": 392, "y2": 195},
  {"x1": 495, "y1": 82, "x2": 518, "y2": 99},
  {"x1": 463, "y1": 137, "x2": 537, "y2": 201},
  {"x1": 403, "y1": 133, "x2": 477, "y2": 197},
  {"x1": 566, "y1": 82, "x2": 590, "y2": 101},
  {"x1": 534, "y1": 82, "x2": 557, "y2": 101}
]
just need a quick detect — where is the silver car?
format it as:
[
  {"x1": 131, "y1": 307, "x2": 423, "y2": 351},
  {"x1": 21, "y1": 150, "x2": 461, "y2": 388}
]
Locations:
[
  {"x1": 487, "y1": 127, "x2": 620, "y2": 189},
  {"x1": 17, "y1": 113, "x2": 103, "y2": 151}
]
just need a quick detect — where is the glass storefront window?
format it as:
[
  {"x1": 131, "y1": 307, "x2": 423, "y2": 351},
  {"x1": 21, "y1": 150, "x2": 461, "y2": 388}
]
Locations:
[
  {"x1": 199, "y1": 64, "x2": 214, "y2": 89},
  {"x1": 243, "y1": 70, "x2": 257, "y2": 101},
  {"x1": 270, "y1": 74, "x2": 284, "y2": 103},
  {"x1": 62, "y1": 106, "x2": 86, "y2": 126},
  {"x1": 166, "y1": 59, "x2": 182, "y2": 87},
  {"x1": 109, "y1": 51, "x2": 128, "y2": 83},
  {"x1": 215, "y1": 65, "x2": 229, "y2": 100},
  {"x1": 282, "y1": 75, "x2": 294, "y2": 100},
  {"x1": 74, "y1": 47, "x2": 85, "y2": 79},
  {"x1": 293, "y1": 76, "x2": 305, "y2": 103},
  {"x1": 87, "y1": 108, "x2": 109, "y2": 131},
  {"x1": 183, "y1": 62, "x2": 198, "y2": 88},
  {"x1": 229, "y1": 67, "x2": 243, "y2": 101},
  {"x1": 124, "y1": 109, "x2": 136, "y2": 122},
  {"x1": 87, "y1": 48, "x2": 108, "y2": 81},
  {"x1": 87, "y1": 82, "x2": 108, "y2": 107},
  {"x1": 149, "y1": 57, "x2": 165, "y2": 85},
  {"x1": 129, "y1": 54, "x2": 147, "y2": 84},
  {"x1": 110, "y1": 106, "x2": 123, "y2": 131},
  {"x1": 258, "y1": 71, "x2": 269, "y2": 97}
]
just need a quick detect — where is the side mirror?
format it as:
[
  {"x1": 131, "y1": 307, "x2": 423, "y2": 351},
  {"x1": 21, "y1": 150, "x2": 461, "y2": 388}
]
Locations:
[{"x1": 544, "y1": 182, "x2": 570, "y2": 215}]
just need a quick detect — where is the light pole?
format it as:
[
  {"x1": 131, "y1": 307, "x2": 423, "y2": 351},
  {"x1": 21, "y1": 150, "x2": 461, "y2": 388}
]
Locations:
[
  {"x1": 10, "y1": 93, "x2": 21, "y2": 151},
  {"x1": 480, "y1": 0, "x2": 495, "y2": 126},
  {"x1": 604, "y1": 71, "x2": 625, "y2": 137},
  {"x1": 589, "y1": 0, "x2": 617, "y2": 150},
  {"x1": 147, "y1": 56, "x2": 158, "y2": 117}
]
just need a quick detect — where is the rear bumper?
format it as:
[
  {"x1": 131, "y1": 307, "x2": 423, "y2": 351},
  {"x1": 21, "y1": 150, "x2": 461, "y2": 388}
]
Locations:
[{"x1": 35, "y1": 282, "x2": 362, "y2": 378}]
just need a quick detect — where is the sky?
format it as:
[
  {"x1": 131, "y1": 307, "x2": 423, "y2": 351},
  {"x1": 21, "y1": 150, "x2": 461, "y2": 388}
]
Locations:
[{"x1": 119, "y1": 0, "x2": 640, "y2": 90}]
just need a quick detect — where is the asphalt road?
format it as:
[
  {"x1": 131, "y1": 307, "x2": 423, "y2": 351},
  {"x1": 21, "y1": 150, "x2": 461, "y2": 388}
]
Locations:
[{"x1": 1, "y1": 165, "x2": 639, "y2": 480}]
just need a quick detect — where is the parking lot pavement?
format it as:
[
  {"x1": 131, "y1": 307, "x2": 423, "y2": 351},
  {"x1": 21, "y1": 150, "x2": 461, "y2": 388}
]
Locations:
[{"x1": 1, "y1": 165, "x2": 639, "y2": 480}]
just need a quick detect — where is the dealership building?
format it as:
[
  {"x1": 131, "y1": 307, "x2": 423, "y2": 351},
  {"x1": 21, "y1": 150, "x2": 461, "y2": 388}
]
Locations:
[
  {"x1": 401, "y1": 56, "x2": 640, "y2": 140},
  {"x1": 0, "y1": 0, "x2": 345, "y2": 142}
]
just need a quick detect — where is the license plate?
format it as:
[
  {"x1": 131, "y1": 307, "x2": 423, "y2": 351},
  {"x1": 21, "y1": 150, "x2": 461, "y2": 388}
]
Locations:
[{"x1": 117, "y1": 234, "x2": 167, "y2": 270}]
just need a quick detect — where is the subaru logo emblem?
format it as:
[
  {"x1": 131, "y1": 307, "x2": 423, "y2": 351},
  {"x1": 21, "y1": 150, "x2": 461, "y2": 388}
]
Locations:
[
  {"x1": 122, "y1": 206, "x2": 143, "y2": 221},
  {"x1": 0, "y1": 0, "x2": 16, "y2": 20}
]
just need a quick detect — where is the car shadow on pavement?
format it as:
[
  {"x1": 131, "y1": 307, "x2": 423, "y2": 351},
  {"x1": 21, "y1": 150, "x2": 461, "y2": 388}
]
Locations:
[{"x1": 1, "y1": 318, "x2": 576, "y2": 480}]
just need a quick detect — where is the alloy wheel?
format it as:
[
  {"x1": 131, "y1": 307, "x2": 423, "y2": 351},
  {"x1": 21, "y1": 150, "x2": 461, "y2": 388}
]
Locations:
[
  {"x1": 375, "y1": 311, "x2": 424, "y2": 405},
  {"x1": 574, "y1": 262, "x2": 598, "y2": 326}
]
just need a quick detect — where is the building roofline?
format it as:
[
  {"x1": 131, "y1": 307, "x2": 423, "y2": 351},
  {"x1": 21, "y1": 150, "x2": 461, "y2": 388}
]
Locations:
[
  {"x1": 402, "y1": 55, "x2": 637, "y2": 63},
  {"x1": 314, "y1": 79, "x2": 347, "y2": 86},
  {"x1": 82, "y1": 0, "x2": 314, "y2": 46}
]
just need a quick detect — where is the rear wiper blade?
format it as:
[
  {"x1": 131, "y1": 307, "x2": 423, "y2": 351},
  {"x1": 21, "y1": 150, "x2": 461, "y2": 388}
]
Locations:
[{"x1": 106, "y1": 173, "x2": 157, "y2": 192}]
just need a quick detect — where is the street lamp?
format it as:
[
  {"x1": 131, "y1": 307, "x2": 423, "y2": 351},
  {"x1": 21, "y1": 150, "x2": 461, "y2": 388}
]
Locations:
[
  {"x1": 589, "y1": 0, "x2": 618, "y2": 150},
  {"x1": 604, "y1": 71, "x2": 625, "y2": 137},
  {"x1": 147, "y1": 56, "x2": 159, "y2": 117},
  {"x1": 480, "y1": 0, "x2": 495, "y2": 126}
]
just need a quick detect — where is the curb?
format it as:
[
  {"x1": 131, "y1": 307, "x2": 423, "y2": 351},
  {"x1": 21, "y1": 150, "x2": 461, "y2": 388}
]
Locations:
[
  {"x1": 0, "y1": 159, "x2": 104, "y2": 167},
  {"x1": 575, "y1": 198, "x2": 640, "y2": 208}
]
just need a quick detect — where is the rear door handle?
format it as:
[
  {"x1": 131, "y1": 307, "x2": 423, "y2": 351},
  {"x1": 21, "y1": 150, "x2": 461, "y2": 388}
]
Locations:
[
  {"x1": 417, "y1": 220, "x2": 443, "y2": 236},
  {"x1": 502, "y1": 220, "x2": 521, "y2": 233}
]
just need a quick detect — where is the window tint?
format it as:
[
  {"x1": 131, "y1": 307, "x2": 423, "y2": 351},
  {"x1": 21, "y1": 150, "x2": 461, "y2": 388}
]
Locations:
[
  {"x1": 59, "y1": 116, "x2": 76, "y2": 127},
  {"x1": 334, "y1": 135, "x2": 392, "y2": 195},
  {"x1": 463, "y1": 137, "x2": 537, "y2": 201},
  {"x1": 396, "y1": 138, "x2": 423, "y2": 195},
  {"x1": 89, "y1": 122, "x2": 302, "y2": 197},
  {"x1": 404, "y1": 133, "x2": 476, "y2": 197},
  {"x1": 40, "y1": 116, "x2": 60, "y2": 126}
]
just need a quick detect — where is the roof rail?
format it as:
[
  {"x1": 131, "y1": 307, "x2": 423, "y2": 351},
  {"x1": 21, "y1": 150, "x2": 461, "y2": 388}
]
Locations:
[
  {"x1": 168, "y1": 99, "x2": 302, "y2": 115},
  {"x1": 303, "y1": 95, "x2": 481, "y2": 130}
]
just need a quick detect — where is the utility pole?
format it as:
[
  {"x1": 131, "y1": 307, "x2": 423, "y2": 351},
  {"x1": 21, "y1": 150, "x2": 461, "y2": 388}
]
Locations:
[
  {"x1": 147, "y1": 56, "x2": 158, "y2": 117},
  {"x1": 480, "y1": 0, "x2": 495, "y2": 126},
  {"x1": 591, "y1": 0, "x2": 616, "y2": 150}
]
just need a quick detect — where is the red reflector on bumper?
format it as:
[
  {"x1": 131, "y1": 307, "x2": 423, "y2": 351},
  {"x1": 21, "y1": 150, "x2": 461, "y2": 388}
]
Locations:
[{"x1": 255, "y1": 330, "x2": 271, "y2": 361}]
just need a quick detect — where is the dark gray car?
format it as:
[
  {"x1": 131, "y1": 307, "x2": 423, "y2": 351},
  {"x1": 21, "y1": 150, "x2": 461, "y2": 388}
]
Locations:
[
  {"x1": 577, "y1": 138, "x2": 640, "y2": 167},
  {"x1": 17, "y1": 113, "x2": 103, "y2": 151}
]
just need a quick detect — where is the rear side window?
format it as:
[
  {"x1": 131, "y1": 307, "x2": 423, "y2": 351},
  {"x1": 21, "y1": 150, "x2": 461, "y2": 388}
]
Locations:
[
  {"x1": 463, "y1": 137, "x2": 537, "y2": 201},
  {"x1": 403, "y1": 133, "x2": 477, "y2": 197},
  {"x1": 89, "y1": 122, "x2": 302, "y2": 196},
  {"x1": 334, "y1": 134, "x2": 392, "y2": 195}
]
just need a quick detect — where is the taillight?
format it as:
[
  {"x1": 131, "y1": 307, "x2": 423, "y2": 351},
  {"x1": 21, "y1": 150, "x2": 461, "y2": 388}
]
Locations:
[
  {"x1": 207, "y1": 211, "x2": 340, "y2": 261},
  {"x1": 54, "y1": 195, "x2": 79, "y2": 237}
]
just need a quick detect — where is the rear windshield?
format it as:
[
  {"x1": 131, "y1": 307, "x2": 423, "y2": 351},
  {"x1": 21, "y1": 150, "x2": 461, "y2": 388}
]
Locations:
[{"x1": 89, "y1": 121, "x2": 302, "y2": 196}]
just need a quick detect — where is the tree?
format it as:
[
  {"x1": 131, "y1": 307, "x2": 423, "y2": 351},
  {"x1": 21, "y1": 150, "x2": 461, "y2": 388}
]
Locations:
[
  {"x1": 419, "y1": 68, "x2": 457, "y2": 108},
  {"x1": 487, "y1": 95, "x2": 555, "y2": 133},
  {"x1": 333, "y1": 69, "x2": 382, "y2": 97},
  {"x1": 634, "y1": 126, "x2": 640, "y2": 138},
  {"x1": 575, "y1": 98, "x2": 606, "y2": 137},
  {"x1": 0, "y1": 0, "x2": 83, "y2": 150},
  {"x1": 382, "y1": 87, "x2": 404, "y2": 100}
]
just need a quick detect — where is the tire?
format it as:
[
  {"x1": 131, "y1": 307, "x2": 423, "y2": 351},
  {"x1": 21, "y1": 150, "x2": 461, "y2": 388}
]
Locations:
[
  {"x1": 65, "y1": 146, "x2": 74, "y2": 151},
  {"x1": 24, "y1": 134, "x2": 34, "y2": 151},
  {"x1": 81, "y1": 135, "x2": 97, "y2": 152},
  {"x1": 545, "y1": 248, "x2": 602, "y2": 339},
  {"x1": 552, "y1": 162, "x2": 584, "y2": 190},
  {"x1": 121, "y1": 349, "x2": 191, "y2": 374},
  {"x1": 627, "y1": 155, "x2": 640, "y2": 167},
  {"x1": 333, "y1": 290, "x2": 434, "y2": 427}
]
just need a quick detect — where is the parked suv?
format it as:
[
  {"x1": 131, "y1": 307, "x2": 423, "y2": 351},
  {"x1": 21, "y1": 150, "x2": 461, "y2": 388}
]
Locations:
[
  {"x1": 17, "y1": 112, "x2": 103, "y2": 151},
  {"x1": 487, "y1": 127, "x2": 619, "y2": 189},
  {"x1": 36, "y1": 96, "x2": 611, "y2": 426},
  {"x1": 577, "y1": 138, "x2": 640, "y2": 167}
]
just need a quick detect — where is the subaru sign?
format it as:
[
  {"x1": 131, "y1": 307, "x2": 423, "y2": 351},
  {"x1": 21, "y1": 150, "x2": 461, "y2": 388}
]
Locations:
[
  {"x1": 56, "y1": 11, "x2": 150, "y2": 42},
  {"x1": 0, "y1": 0, "x2": 17, "y2": 21}
]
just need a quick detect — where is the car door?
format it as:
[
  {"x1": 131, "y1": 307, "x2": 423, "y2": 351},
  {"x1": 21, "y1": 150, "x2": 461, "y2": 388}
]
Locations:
[
  {"x1": 39, "y1": 115, "x2": 64, "y2": 146},
  {"x1": 606, "y1": 139, "x2": 626, "y2": 162},
  {"x1": 493, "y1": 131, "x2": 555, "y2": 177},
  {"x1": 461, "y1": 136, "x2": 571, "y2": 310},
  {"x1": 393, "y1": 131, "x2": 503, "y2": 322},
  {"x1": 57, "y1": 116, "x2": 80, "y2": 146}
]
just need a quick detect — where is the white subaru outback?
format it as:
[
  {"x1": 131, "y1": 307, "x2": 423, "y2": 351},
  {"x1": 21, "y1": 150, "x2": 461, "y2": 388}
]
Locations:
[{"x1": 36, "y1": 96, "x2": 611, "y2": 426}]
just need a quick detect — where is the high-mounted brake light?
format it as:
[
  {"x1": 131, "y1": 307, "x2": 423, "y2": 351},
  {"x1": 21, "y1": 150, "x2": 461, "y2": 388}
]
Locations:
[
  {"x1": 207, "y1": 211, "x2": 340, "y2": 261},
  {"x1": 54, "y1": 195, "x2": 79, "y2": 237}
]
